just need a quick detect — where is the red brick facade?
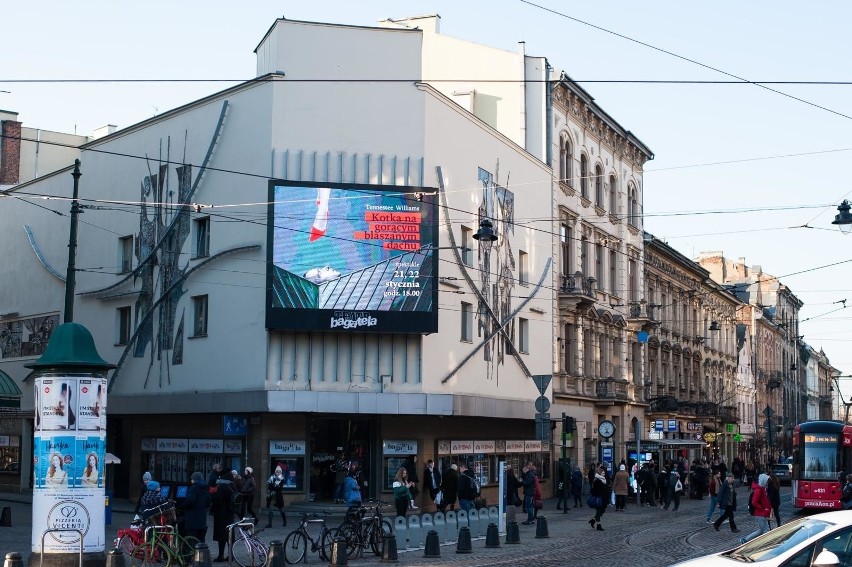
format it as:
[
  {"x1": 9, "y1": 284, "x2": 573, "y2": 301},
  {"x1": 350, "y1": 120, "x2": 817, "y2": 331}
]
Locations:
[{"x1": 0, "y1": 120, "x2": 21, "y2": 184}]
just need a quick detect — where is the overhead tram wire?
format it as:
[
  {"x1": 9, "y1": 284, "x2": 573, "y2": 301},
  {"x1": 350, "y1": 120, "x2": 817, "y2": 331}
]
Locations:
[{"x1": 518, "y1": 0, "x2": 852, "y2": 122}]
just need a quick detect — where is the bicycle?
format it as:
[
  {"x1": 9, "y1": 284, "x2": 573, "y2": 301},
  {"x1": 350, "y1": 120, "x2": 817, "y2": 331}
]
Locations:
[
  {"x1": 128, "y1": 502, "x2": 198, "y2": 567},
  {"x1": 282, "y1": 511, "x2": 343, "y2": 564},
  {"x1": 337, "y1": 500, "x2": 393, "y2": 558},
  {"x1": 227, "y1": 518, "x2": 269, "y2": 567}
]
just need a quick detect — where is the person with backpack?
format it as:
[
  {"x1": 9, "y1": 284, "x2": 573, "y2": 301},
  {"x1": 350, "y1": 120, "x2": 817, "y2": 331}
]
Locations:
[
  {"x1": 457, "y1": 461, "x2": 479, "y2": 513},
  {"x1": 741, "y1": 473, "x2": 772, "y2": 544},
  {"x1": 521, "y1": 461, "x2": 538, "y2": 525}
]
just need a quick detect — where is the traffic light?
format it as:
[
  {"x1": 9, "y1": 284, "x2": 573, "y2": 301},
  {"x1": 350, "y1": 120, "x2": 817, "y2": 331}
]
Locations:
[{"x1": 563, "y1": 415, "x2": 575, "y2": 432}]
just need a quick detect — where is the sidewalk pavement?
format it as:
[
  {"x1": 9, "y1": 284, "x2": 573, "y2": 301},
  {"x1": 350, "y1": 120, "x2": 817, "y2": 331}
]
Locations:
[{"x1": 1, "y1": 489, "x2": 797, "y2": 566}]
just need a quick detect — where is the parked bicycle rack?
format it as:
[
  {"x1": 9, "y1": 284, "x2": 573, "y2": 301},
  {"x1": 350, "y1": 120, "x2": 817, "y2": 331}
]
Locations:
[
  {"x1": 228, "y1": 519, "x2": 256, "y2": 567},
  {"x1": 39, "y1": 528, "x2": 84, "y2": 567}
]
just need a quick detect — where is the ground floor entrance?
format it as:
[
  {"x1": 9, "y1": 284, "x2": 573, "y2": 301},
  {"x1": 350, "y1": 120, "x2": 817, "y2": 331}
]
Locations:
[{"x1": 308, "y1": 416, "x2": 374, "y2": 502}]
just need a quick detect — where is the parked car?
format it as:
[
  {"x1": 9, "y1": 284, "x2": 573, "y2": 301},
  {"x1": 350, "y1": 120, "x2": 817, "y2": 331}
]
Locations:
[
  {"x1": 672, "y1": 511, "x2": 852, "y2": 566},
  {"x1": 773, "y1": 463, "x2": 793, "y2": 485}
]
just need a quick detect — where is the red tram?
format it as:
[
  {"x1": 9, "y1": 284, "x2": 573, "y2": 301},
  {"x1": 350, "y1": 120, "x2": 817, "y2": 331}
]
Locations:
[{"x1": 791, "y1": 420, "x2": 852, "y2": 510}]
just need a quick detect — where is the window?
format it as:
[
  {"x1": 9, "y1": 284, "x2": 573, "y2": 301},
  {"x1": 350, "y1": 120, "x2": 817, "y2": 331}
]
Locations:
[
  {"x1": 580, "y1": 155, "x2": 589, "y2": 199},
  {"x1": 628, "y1": 182, "x2": 640, "y2": 227},
  {"x1": 560, "y1": 223, "x2": 571, "y2": 277},
  {"x1": 119, "y1": 235, "x2": 133, "y2": 274},
  {"x1": 193, "y1": 217, "x2": 210, "y2": 258},
  {"x1": 461, "y1": 302, "x2": 473, "y2": 342},
  {"x1": 628, "y1": 259, "x2": 637, "y2": 302},
  {"x1": 595, "y1": 241, "x2": 604, "y2": 287},
  {"x1": 519, "y1": 250, "x2": 529, "y2": 286},
  {"x1": 192, "y1": 295, "x2": 208, "y2": 337},
  {"x1": 117, "y1": 306, "x2": 131, "y2": 345},
  {"x1": 461, "y1": 226, "x2": 473, "y2": 266},
  {"x1": 559, "y1": 135, "x2": 572, "y2": 184},
  {"x1": 519, "y1": 318, "x2": 529, "y2": 354},
  {"x1": 609, "y1": 175, "x2": 617, "y2": 213},
  {"x1": 595, "y1": 165, "x2": 603, "y2": 208},
  {"x1": 609, "y1": 249, "x2": 617, "y2": 295},
  {"x1": 581, "y1": 236, "x2": 589, "y2": 277}
]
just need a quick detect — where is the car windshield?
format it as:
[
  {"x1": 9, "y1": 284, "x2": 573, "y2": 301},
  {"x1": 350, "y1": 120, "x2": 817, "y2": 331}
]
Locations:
[{"x1": 725, "y1": 518, "x2": 833, "y2": 561}]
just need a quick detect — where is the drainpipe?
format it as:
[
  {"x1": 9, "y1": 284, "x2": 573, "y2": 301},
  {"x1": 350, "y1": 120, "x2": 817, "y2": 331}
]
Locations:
[{"x1": 518, "y1": 41, "x2": 526, "y2": 149}]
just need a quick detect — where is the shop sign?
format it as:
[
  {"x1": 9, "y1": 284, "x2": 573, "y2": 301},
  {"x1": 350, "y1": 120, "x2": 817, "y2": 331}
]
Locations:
[
  {"x1": 141, "y1": 438, "x2": 156, "y2": 451},
  {"x1": 382, "y1": 440, "x2": 417, "y2": 455},
  {"x1": 157, "y1": 438, "x2": 188, "y2": 452},
  {"x1": 0, "y1": 435, "x2": 9, "y2": 447},
  {"x1": 667, "y1": 419, "x2": 678, "y2": 432},
  {"x1": 437, "y1": 440, "x2": 452, "y2": 455},
  {"x1": 450, "y1": 440, "x2": 474, "y2": 454},
  {"x1": 647, "y1": 430, "x2": 663, "y2": 440},
  {"x1": 494, "y1": 440, "x2": 506, "y2": 452},
  {"x1": 654, "y1": 420, "x2": 664, "y2": 432},
  {"x1": 188, "y1": 439, "x2": 223, "y2": 453},
  {"x1": 474, "y1": 441, "x2": 495, "y2": 453},
  {"x1": 505, "y1": 440, "x2": 525, "y2": 453},
  {"x1": 524, "y1": 440, "x2": 543, "y2": 452},
  {"x1": 223, "y1": 440, "x2": 242, "y2": 454},
  {"x1": 269, "y1": 440, "x2": 306, "y2": 455},
  {"x1": 686, "y1": 422, "x2": 701, "y2": 431}
]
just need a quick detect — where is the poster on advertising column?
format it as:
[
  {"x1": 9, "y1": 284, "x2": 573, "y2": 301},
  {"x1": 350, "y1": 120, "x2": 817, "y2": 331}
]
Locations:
[{"x1": 32, "y1": 375, "x2": 107, "y2": 553}]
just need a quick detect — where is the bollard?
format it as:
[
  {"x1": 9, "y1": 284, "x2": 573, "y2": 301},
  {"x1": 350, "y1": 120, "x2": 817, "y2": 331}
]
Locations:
[
  {"x1": 455, "y1": 526, "x2": 472, "y2": 554},
  {"x1": 267, "y1": 540, "x2": 284, "y2": 567},
  {"x1": 327, "y1": 536, "x2": 348, "y2": 566},
  {"x1": 192, "y1": 542, "x2": 212, "y2": 567},
  {"x1": 535, "y1": 515, "x2": 549, "y2": 539},
  {"x1": 380, "y1": 533, "x2": 399, "y2": 563},
  {"x1": 106, "y1": 548, "x2": 126, "y2": 567},
  {"x1": 505, "y1": 520, "x2": 520, "y2": 544},
  {"x1": 485, "y1": 523, "x2": 500, "y2": 548},
  {"x1": 3, "y1": 552, "x2": 23, "y2": 567},
  {"x1": 0, "y1": 507, "x2": 11, "y2": 527},
  {"x1": 423, "y1": 530, "x2": 440, "y2": 558}
]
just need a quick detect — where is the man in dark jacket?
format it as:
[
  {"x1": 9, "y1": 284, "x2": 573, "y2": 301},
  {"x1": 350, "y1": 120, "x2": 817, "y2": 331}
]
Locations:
[
  {"x1": 423, "y1": 459, "x2": 442, "y2": 511},
  {"x1": 521, "y1": 461, "x2": 537, "y2": 525},
  {"x1": 183, "y1": 472, "x2": 211, "y2": 542},
  {"x1": 712, "y1": 473, "x2": 740, "y2": 534},
  {"x1": 457, "y1": 461, "x2": 477, "y2": 512}
]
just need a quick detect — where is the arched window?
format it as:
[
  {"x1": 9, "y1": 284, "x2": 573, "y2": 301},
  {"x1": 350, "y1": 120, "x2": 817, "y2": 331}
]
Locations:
[
  {"x1": 595, "y1": 165, "x2": 603, "y2": 207},
  {"x1": 609, "y1": 174, "x2": 617, "y2": 213},
  {"x1": 559, "y1": 135, "x2": 572, "y2": 185},
  {"x1": 580, "y1": 155, "x2": 589, "y2": 199},
  {"x1": 628, "y1": 182, "x2": 639, "y2": 226}
]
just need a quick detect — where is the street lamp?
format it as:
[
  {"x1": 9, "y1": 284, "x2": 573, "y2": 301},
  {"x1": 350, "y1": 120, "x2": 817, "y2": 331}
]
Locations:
[
  {"x1": 832, "y1": 200, "x2": 852, "y2": 234},
  {"x1": 473, "y1": 218, "x2": 497, "y2": 242}
]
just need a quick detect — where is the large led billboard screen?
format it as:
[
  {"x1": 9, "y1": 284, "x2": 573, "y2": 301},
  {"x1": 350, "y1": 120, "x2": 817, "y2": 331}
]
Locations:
[{"x1": 266, "y1": 180, "x2": 439, "y2": 333}]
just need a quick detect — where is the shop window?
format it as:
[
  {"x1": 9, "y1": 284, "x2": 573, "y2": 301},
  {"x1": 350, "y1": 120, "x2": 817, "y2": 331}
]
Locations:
[
  {"x1": 269, "y1": 457, "x2": 305, "y2": 491},
  {"x1": 0, "y1": 437, "x2": 21, "y2": 475},
  {"x1": 383, "y1": 456, "x2": 409, "y2": 490}
]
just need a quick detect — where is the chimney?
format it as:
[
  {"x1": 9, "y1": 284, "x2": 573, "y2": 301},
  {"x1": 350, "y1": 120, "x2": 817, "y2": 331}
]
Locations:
[
  {"x1": 0, "y1": 119, "x2": 21, "y2": 184},
  {"x1": 92, "y1": 124, "x2": 117, "y2": 140}
]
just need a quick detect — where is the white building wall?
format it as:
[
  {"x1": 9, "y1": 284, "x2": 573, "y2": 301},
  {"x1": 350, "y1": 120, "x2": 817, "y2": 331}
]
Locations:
[{"x1": 18, "y1": 127, "x2": 89, "y2": 182}]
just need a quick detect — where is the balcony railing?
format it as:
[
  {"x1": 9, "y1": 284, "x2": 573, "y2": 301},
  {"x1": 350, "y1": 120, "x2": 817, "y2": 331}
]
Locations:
[
  {"x1": 595, "y1": 376, "x2": 629, "y2": 402},
  {"x1": 560, "y1": 272, "x2": 596, "y2": 296}
]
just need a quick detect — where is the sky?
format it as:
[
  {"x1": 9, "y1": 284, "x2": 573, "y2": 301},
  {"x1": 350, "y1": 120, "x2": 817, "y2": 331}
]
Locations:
[{"x1": 4, "y1": 1, "x2": 852, "y2": 403}]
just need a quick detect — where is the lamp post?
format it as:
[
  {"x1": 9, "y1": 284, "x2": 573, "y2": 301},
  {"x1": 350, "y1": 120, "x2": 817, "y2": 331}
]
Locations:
[
  {"x1": 64, "y1": 160, "x2": 82, "y2": 323},
  {"x1": 832, "y1": 200, "x2": 852, "y2": 234}
]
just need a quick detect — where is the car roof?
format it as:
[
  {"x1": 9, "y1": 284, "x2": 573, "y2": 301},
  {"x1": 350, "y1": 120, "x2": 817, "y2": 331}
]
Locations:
[{"x1": 808, "y1": 511, "x2": 850, "y2": 524}]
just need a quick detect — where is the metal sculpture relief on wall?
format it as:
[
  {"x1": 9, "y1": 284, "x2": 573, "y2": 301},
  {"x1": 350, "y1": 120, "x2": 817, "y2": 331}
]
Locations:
[{"x1": 0, "y1": 314, "x2": 59, "y2": 359}]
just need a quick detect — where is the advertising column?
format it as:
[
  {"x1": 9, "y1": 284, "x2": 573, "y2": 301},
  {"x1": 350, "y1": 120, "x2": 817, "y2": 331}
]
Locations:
[{"x1": 25, "y1": 322, "x2": 114, "y2": 567}]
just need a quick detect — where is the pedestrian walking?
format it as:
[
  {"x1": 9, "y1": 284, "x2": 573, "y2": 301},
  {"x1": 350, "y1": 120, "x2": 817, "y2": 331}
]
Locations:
[
  {"x1": 706, "y1": 470, "x2": 721, "y2": 522},
  {"x1": 588, "y1": 465, "x2": 610, "y2": 531},
  {"x1": 392, "y1": 467, "x2": 415, "y2": 517},
  {"x1": 663, "y1": 466, "x2": 682, "y2": 511},
  {"x1": 211, "y1": 476, "x2": 237, "y2": 562},
  {"x1": 423, "y1": 459, "x2": 442, "y2": 511},
  {"x1": 656, "y1": 465, "x2": 669, "y2": 506},
  {"x1": 571, "y1": 466, "x2": 584, "y2": 508},
  {"x1": 404, "y1": 455, "x2": 420, "y2": 510},
  {"x1": 767, "y1": 472, "x2": 782, "y2": 526},
  {"x1": 457, "y1": 461, "x2": 479, "y2": 513},
  {"x1": 441, "y1": 463, "x2": 459, "y2": 512},
  {"x1": 521, "y1": 461, "x2": 537, "y2": 525},
  {"x1": 344, "y1": 469, "x2": 362, "y2": 508},
  {"x1": 712, "y1": 473, "x2": 740, "y2": 534},
  {"x1": 506, "y1": 465, "x2": 521, "y2": 508},
  {"x1": 266, "y1": 466, "x2": 287, "y2": 528},
  {"x1": 741, "y1": 473, "x2": 771, "y2": 544},
  {"x1": 241, "y1": 467, "x2": 258, "y2": 524},
  {"x1": 613, "y1": 464, "x2": 630, "y2": 511}
]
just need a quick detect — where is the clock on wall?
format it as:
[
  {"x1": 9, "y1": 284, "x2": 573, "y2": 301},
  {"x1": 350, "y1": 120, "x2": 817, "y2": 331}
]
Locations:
[{"x1": 598, "y1": 420, "x2": 616, "y2": 439}]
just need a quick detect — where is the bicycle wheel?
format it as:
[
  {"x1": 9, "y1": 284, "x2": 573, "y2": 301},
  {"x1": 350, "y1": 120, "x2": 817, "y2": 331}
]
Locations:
[
  {"x1": 337, "y1": 523, "x2": 361, "y2": 559},
  {"x1": 319, "y1": 528, "x2": 343, "y2": 562},
  {"x1": 231, "y1": 534, "x2": 267, "y2": 567},
  {"x1": 116, "y1": 535, "x2": 139, "y2": 558},
  {"x1": 282, "y1": 530, "x2": 307, "y2": 564},
  {"x1": 130, "y1": 541, "x2": 172, "y2": 567},
  {"x1": 175, "y1": 536, "x2": 199, "y2": 566},
  {"x1": 368, "y1": 519, "x2": 393, "y2": 556}
]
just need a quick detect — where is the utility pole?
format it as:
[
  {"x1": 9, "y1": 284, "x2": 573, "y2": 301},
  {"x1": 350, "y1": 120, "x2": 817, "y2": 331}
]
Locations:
[{"x1": 64, "y1": 159, "x2": 82, "y2": 323}]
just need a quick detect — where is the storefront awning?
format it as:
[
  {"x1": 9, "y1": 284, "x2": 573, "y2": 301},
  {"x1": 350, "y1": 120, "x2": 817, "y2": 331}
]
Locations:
[
  {"x1": 624, "y1": 438, "x2": 707, "y2": 451},
  {"x1": 0, "y1": 370, "x2": 22, "y2": 409}
]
